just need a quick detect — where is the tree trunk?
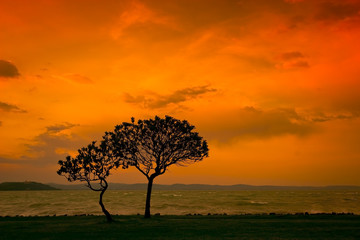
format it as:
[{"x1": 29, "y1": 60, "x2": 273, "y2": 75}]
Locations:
[
  {"x1": 144, "y1": 177, "x2": 154, "y2": 218},
  {"x1": 99, "y1": 185, "x2": 113, "y2": 222}
]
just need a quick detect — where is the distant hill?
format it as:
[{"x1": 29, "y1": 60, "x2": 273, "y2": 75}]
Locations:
[
  {"x1": 0, "y1": 181, "x2": 59, "y2": 191},
  {"x1": 47, "y1": 182, "x2": 360, "y2": 191}
]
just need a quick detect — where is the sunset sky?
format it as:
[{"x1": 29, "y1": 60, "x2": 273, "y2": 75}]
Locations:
[{"x1": 1, "y1": 0, "x2": 360, "y2": 186}]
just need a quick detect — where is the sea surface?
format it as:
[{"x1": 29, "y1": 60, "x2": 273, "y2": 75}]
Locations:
[{"x1": 0, "y1": 190, "x2": 359, "y2": 216}]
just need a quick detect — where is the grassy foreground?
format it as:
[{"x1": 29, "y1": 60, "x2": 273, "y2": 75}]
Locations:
[{"x1": 1, "y1": 214, "x2": 360, "y2": 240}]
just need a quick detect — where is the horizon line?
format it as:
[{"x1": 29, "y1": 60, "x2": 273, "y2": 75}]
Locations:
[{"x1": 5, "y1": 181, "x2": 359, "y2": 188}]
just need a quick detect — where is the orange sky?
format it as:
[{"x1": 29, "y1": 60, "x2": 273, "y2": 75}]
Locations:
[{"x1": 1, "y1": 0, "x2": 360, "y2": 186}]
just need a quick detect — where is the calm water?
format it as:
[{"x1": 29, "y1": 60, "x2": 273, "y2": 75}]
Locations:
[{"x1": 0, "y1": 190, "x2": 359, "y2": 216}]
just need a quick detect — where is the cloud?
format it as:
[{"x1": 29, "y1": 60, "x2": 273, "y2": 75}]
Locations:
[
  {"x1": 53, "y1": 74, "x2": 93, "y2": 84},
  {"x1": 310, "y1": 112, "x2": 359, "y2": 122},
  {"x1": 111, "y1": 0, "x2": 176, "y2": 39},
  {"x1": 201, "y1": 107, "x2": 314, "y2": 143},
  {"x1": 276, "y1": 51, "x2": 309, "y2": 69},
  {"x1": 0, "y1": 122, "x2": 84, "y2": 166},
  {"x1": 0, "y1": 101, "x2": 27, "y2": 113},
  {"x1": 280, "y1": 51, "x2": 304, "y2": 60},
  {"x1": 0, "y1": 121, "x2": 2, "y2": 127},
  {"x1": 45, "y1": 122, "x2": 80, "y2": 133},
  {"x1": 124, "y1": 93, "x2": 146, "y2": 106},
  {"x1": 0, "y1": 60, "x2": 20, "y2": 78},
  {"x1": 201, "y1": 106, "x2": 360, "y2": 144},
  {"x1": 124, "y1": 85, "x2": 216, "y2": 109},
  {"x1": 64, "y1": 74, "x2": 93, "y2": 84},
  {"x1": 27, "y1": 123, "x2": 81, "y2": 158},
  {"x1": 315, "y1": 1, "x2": 360, "y2": 21},
  {"x1": 288, "y1": 60, "x2": 309, "y2": 68}
]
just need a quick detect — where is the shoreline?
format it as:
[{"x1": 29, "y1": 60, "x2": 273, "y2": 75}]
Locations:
[{"x1": 0, "y1": 212, "x2": 357, "y2": 218}]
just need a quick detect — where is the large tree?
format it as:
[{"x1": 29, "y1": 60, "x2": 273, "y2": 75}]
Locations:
[
  {"x1": 107, "y1": 116, "x2": 209, "y2": 218},
  {"x1": 57, "y1": 140, "x2": 121, "y2": 222}
]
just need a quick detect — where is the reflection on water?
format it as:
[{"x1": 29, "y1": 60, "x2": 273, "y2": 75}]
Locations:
[{"x1": 0, "y1": 190, "x2": 359, "y2": 216}]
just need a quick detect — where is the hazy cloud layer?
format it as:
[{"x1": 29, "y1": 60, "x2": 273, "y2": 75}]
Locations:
[
  {"x1": 52, "y1": 74, "x2": 94, "y2": 84},
  {"x1": 202, "y1": 106, "x2": 360, "y2": 143},
  {"x1": 111, "y1": 0, "x2": 176, "y2": 39},
  {"x1": 310, "y1": 112, "x2": 359, "y2": 122},
  {"x1": 0, "y1": 122, "x2": 84, "y2": 166},
  {"x1": 276, "y1": 51, "x2": 309, "y2": 69},
  {"x1": 0, "y1": 101, "x2": 27, "y2": 113},
  {"x1": 124, "y1": 85, "x2": 216, "y2": 109},
  {"x1": 280, "y1": 51, "x2": 304, "y2": 60},
  {"x1": 63, "y1": 74, "x2": 93, "y2": 84},
  {"x1": 0, "y1": 60, "x2": 20, "y2": 78},
  {"x1": 202, "y1": 107, "x2": 314, "y2": 143},
  {"x1": 315, "y1": 1, "x2": 360, "y2": 21}
]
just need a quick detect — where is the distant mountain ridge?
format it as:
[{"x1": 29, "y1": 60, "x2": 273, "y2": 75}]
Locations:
[
  {"x1": 0, "y1": 181, "x2": 59, "y2": 191},
  {"x1": 2, "y1": 181, "x2": 359, "y2": 191},
  {"x1": 47, "y1": 182, "x2": 360, "y2": 191}
]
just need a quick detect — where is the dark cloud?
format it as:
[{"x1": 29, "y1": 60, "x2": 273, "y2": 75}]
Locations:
[
  {"x1": 46, "y1": 122, "x2": 79, "y2": 133},
  {"x1": 280, "y1": 51, "x2": 304, "y2": 60},
  {"x1": 287, "y1": 15, "x2": 307, "y2": 29},
  {"x1": 0, "y1": 60, "x2": 20, "y2": 78},
  {"x1": 316, "y1": 2, "x2": 360, "y2": 21},
  {"x1": 0, "y1": 121, "x2": 2, "y2": 127},
  {"x1": 124, "y1": 85, "x2": 216, "y2": 109},
  {"x1": 276, "y1": 51, "x2": 309, "y2": 69},
  {"x1": 310, "y1": 112, "x2": 359, "y2": 122},
  {"x1": 124, "y1": 94, "x2": 146, "y2": 106},
  {"x1": 283, "y1": 0, "x2": 360, "y2": 23},
  {"x1": 0, "y1": 101, "x2": 27, "y2": 113},
  {"x1": 201, "y1": 107, "x2": 314, "y2": 143}
]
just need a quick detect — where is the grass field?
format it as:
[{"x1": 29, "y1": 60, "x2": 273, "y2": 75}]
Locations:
[{"x1": 1, "y1": 214, "x2": 359, "y2": 239}]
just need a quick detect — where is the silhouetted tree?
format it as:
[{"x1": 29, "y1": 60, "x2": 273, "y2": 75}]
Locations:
[
  {"x1": 107, "y1": 116, "x2": 209, "y2": 218},
  {"x1": 57, "y1": 141, "x2": 121, "y2": 222}
]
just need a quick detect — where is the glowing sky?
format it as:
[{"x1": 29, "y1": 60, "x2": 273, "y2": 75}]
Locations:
[{"x1": 1, "y1": 0, "x2": 360, "y2": 186}]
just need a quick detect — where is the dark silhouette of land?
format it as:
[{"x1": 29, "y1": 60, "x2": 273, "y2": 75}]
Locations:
[
  {"x1": 48, "y1": 182, "x2": 360, "y2": 191},
  {"x1": 2, "y1": 181, "x2": 359, "y2": 191},
  {"x1": 1, "y1": 215, "x2": 360, "y2": 240},
  {"x1": 0, "y1": 181, "x2": 59, "y2": 191}
]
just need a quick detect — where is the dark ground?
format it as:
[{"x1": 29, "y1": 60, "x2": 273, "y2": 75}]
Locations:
[{"x1": 1, "y1": 214, "x2": 359, "y2": 240}]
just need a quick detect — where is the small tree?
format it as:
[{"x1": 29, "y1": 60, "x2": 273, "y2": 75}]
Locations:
[
  {"x1": 107, "y1": 116, "x2": 209, "y2": 218},
  {"x1": 57, "y1": 141, "x2": 120, "y2": 222}
]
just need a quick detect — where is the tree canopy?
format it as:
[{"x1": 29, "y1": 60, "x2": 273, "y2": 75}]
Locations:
[
  {"x1": 57, "y1": 140, "x2": 121, "y2": 222},
  {"x1": 107, "y1": 116, "x2": 209, "y2": 179},
  {"x1": 107, "y1": 115, "x2": 209, "y2": 217}
]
